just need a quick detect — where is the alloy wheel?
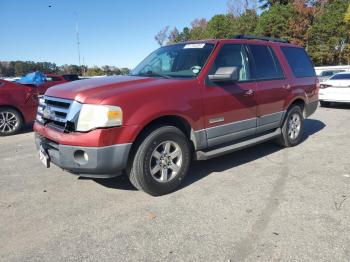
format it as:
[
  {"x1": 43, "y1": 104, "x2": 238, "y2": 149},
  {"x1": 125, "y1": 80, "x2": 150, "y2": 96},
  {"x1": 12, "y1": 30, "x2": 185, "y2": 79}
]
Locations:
[
  {"x1": 0, "y1": 111, "x2": 19, "y2": 134},
  {"x1": 149, "y1": 141, "x2": 183, "y2": 182},
  {"x1": 288, "y1": 113, "x2": 301, "y2": 140}
]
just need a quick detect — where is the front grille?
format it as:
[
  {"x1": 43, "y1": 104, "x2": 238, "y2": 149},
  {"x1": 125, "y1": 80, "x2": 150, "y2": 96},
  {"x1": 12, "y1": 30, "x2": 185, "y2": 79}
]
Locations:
[{"x1": 37, "y1": 96, "x2": 81, "y2": 132}]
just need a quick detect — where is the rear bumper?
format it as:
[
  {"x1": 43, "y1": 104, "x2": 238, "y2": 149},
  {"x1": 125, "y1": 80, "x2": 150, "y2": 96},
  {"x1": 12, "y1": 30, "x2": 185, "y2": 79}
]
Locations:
[{"x1": 35, "y1": 133, "x2": 132, "y2": 178}]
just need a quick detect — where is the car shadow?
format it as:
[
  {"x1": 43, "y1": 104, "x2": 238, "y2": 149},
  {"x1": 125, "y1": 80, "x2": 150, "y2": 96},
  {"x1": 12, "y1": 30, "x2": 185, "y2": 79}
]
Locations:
[
  {"x1": 21, "y1": 122, "x2": 34, "y2": 134},
  {"x1": 92, "y1": 119, "x2": 326, "y2": 192},
  {"x1": 323, "y1": 103, "x2": 350, "y2": 110},
  {"x1": 81, "y1": 175, "x2": 137, "y2": 191}
]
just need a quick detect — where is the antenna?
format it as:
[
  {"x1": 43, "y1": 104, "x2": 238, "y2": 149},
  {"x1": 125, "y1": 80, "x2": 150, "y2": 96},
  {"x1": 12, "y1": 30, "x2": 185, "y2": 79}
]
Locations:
[{"x1": 75, "y1": 12, "x2": 81, "y2": 67}]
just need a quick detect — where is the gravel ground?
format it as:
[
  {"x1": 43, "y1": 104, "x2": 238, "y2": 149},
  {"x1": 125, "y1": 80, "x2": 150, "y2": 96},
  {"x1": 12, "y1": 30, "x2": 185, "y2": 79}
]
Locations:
[{"x1": 0, "y1": 105, "x2": 349, "y2": 262}]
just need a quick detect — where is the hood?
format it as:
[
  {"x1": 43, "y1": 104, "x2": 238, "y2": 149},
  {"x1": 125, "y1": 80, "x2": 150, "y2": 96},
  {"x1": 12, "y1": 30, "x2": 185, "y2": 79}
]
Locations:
[{"x1": 45, "y1": 76, "x2": 173, "y2": 104}]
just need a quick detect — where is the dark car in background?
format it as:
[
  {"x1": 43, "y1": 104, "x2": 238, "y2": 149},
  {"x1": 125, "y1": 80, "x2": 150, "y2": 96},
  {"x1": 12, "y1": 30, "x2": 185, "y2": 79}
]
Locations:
[{"x1": 0, "y1": 80, "x2": 38, "y2": 136}]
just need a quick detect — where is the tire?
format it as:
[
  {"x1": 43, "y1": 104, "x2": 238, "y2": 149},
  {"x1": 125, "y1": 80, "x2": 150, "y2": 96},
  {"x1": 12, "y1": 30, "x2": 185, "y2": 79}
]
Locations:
[
  {"x1": 127, "y1": 126, "x2": 191, "y2": 196},
  {"x1": 0, "y1": 107, "x2": 23, "y2": 136},
  {"x1": 276, "y1": 105, "x2": 304, "y2": 147},
  {"x1": 320, "y1": 101, "x2": 330, "y2": 107}
]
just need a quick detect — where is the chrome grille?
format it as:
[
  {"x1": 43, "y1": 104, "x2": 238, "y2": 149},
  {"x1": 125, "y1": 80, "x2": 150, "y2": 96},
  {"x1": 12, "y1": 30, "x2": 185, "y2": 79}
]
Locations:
[{"x1": 36, "y1": 96, "x2": 81, "y2": 131}]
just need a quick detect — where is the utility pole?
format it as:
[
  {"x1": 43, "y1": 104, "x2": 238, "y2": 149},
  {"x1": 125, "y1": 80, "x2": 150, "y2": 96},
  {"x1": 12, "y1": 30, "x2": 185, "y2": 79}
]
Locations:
[{"x1": 75, "y1": 12, "x2": 81, "y2": 69}]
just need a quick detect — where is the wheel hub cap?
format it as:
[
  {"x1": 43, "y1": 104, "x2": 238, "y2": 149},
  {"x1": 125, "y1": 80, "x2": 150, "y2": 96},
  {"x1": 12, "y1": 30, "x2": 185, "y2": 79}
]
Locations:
[
  {"x1": 288, "y1": 113, "x2": 301, "y2": 140},
  {"x1": 150, "y1": 141, "x2": 183, "y2": 182}
]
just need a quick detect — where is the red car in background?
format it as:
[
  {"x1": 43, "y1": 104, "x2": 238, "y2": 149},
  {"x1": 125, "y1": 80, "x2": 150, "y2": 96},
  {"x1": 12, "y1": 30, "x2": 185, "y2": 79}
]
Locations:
[
  {"x1": 0, "y1": 79, "x2": 38, "y2": 136},
  {"x1": 18, "y1": 72, "x2": 79, "y2": 95},
  {"x1": 35, "y1": 74, "x2": 68, "y2": 95}
]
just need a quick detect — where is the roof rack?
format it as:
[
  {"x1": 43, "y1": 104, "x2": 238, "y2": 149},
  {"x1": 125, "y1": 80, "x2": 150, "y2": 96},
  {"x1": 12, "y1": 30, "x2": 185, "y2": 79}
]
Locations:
[{"x1": 234, "y1": 35, "x2": 290, "y2": 44}]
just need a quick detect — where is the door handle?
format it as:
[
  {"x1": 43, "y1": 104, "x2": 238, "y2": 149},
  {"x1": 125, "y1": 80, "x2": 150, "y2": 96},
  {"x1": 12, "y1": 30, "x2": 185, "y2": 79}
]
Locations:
[
  {"x1": 244, "y1": 89, "x2": 255, "y2": 96},
  {"x1": 283, "y1": 84, "x2": 291, "y2": 90}
]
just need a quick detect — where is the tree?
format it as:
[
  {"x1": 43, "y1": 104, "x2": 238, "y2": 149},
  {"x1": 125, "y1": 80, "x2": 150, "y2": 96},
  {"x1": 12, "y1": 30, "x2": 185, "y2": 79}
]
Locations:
[
  {"x1": 189, "y1": 18, "x2": 208, "y2": 40},
  {"x1": 234, "y1": 9, "x2": 259, "y2": 35},
  {"x1": 308, "y1": 0, "x2": 350, "y2": 65},
  {"x1": 259, "y1": 0, "x2": 291, "y2": 10},
  {"x1": 155, "y1": 26, "x2": 169, "y2": 46},
  {"x1": 168, "y1": 27, "x2": 180, "y2": 44},
  {"x1": 227, "y1": 0, "x2": 258, "y2": 16},
  {"x1": 345, "y1": 3, "x2": 350, "y2": 23},
  {"x1": 120, "y1": 68, "x2": 130, "y2": 75},
  {"x1": 255, "y1": 4, "x2": 294, "y2": 39},
  {"x1": 206, "y1": 14, "x2": 235, "y2": 39}
]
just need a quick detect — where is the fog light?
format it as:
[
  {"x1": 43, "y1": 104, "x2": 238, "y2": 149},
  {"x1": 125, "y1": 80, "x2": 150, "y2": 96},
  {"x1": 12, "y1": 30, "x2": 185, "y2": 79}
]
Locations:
[{"x1": 74, "y1": 150, "x2": 89, "y2": 165}]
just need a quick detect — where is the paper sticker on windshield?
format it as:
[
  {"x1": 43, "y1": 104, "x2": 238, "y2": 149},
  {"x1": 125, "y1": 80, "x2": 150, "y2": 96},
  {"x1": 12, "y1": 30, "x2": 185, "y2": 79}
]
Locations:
[{"x1": 184, "y1": 44, "x2": 205, "y2": 49}]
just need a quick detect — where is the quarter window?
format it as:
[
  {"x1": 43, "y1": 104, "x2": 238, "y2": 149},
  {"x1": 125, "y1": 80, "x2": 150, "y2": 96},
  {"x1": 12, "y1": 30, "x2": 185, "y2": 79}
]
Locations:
[
  {"x1": 209, "y1": 44, "x2": 251, "y2": 81},
  {"x1": 248, "y1": 45, "x2": 284, "y2": 80},
  {"x1": 281, "y1": 47, "x2": 315, "y2": 78}
]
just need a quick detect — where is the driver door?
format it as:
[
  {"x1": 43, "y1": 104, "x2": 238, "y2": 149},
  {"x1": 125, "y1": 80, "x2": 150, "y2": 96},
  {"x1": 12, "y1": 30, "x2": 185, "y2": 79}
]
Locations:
[{"x1": 201, "y1": 44, "x2": 258, "y2": 148}]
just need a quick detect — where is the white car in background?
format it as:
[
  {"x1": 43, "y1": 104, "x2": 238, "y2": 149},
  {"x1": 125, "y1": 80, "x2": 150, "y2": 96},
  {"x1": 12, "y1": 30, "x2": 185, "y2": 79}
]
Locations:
[{"x1": 319, "y1": 72, "x2": 350, "y2": 107}]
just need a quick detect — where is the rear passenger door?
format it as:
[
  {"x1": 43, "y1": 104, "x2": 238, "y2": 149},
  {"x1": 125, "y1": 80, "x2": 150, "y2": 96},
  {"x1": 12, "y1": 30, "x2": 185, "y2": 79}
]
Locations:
[{"x1": 247, "y1": 44, "x2": 288, "y2": 133}]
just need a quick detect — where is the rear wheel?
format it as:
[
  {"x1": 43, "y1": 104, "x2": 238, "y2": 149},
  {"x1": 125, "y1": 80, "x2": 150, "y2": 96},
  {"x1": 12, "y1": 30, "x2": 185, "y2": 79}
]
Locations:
[
  {"x1": 127, "y1": 126, "x2": 191, "y2": 196},
  {"x1": 276, "y1": 105, "x2": 304, "y2": 147},
  {"x1": 0, "y1": 108, "x2": 23, "y2": 136}
]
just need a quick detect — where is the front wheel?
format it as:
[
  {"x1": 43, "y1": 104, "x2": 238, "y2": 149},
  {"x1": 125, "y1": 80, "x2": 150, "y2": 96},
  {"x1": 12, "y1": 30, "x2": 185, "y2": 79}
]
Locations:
[
  {"x1": 276, "y1": 105, "x2": 304, "y2": 147},
  {"x1": 0, "y1": 108, "x2": 23, "y2": 136},
  {"x1": 127, "y1": 126, "x2": 191, "y2": 196}
]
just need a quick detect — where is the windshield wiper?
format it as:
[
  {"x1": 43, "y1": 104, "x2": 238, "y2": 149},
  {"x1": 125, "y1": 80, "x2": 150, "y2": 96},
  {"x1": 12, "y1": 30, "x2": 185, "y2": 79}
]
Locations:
[{"x1": 138, "y1": 71, "x2": 173, "y2": 79}]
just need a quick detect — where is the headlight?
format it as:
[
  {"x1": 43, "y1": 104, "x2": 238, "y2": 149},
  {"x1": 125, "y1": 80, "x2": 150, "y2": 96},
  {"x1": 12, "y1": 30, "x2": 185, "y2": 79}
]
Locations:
[{"x1": 76, "y1": 104, "x2": 122, "y2": 132}]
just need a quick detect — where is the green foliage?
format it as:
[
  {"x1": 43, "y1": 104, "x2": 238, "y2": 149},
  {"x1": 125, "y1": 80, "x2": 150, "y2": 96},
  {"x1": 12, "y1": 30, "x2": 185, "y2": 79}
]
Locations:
[
  {"x1": 0, "y1": 61, "x2": 130, "y2": 77},
  {"x1": 308, "y1": 0, "x2": 350, "y2": 65},
  {"x1": 157, "y1": 0, "x2": 350, "y2": 66},
  {"x1": 255, "y1": 4, "x2": 294, "y2": 38},
  {"x1": 345, "y1": 3, "x2": 350, "y2": 23},
  {"x1": 259, "y1": 0, "x2": 292, "y2": 9},
  {"x1": 233, "y1": 10, "x2": 259, "y2": 36},
  {"x1": 206, "y1": 14, "x2": 235, "y2": 39}
]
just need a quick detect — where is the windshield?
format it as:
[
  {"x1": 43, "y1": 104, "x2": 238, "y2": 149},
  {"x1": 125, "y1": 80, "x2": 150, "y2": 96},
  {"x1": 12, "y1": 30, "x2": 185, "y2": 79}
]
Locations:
[
  {"x1": 131, "y1": 43, "x2": 215, "y2": 79},
  {"x1": 330, "y1": 73, "x2": 350, "y2": 80}
]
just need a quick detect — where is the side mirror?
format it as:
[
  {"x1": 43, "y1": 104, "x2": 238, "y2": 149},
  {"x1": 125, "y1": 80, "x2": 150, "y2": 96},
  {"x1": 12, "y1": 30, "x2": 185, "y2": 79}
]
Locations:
[{"x1": 208, "y1": 67, "x2": 239, "y2": 82}]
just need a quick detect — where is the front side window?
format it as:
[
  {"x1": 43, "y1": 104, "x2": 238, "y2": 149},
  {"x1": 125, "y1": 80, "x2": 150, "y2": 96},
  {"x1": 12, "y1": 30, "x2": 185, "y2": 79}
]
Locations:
[
  {"x1": 281, "y1": 47, "x2": 315, "y2": 78},
  {"x1": 248, "y1": 45, "x2": 284, "y2": 80},
  {"x1": 131, "y1": 43, "x2": 214, "y2": 79},
  {"x1": 209, "y1": 44, "x2": 251, "y2": 81}
]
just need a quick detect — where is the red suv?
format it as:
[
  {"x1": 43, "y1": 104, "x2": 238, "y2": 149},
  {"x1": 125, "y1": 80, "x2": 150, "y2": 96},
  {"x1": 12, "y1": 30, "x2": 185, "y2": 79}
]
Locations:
[
  {"x1": 0, "y1": 80, "x2": 38, "y2": 136},
  {"x1": 34, "y1": 36, "x2": 319, "y2": 195}
]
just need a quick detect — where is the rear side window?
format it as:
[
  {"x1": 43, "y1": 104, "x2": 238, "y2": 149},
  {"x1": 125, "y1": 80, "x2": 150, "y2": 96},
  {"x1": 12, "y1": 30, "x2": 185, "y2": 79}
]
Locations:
[
  {"x1": 281, "y1": 47, "x2": 315, "y2": 78},
  {"x1": 248, "y1": 45, "x2": 284, "y2": 80}
]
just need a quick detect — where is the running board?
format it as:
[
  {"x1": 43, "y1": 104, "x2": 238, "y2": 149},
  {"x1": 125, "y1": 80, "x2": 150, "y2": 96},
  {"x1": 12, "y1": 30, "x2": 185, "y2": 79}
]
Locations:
[{"x1": 196, "y1": 128, "x2": 281, "y2": 161}]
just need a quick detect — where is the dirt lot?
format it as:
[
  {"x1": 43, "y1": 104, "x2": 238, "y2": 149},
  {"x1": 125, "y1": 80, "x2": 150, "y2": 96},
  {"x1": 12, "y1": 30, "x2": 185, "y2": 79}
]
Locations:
[{"x1": 0, "y1": 105, "x2": 349, "y2": 262}]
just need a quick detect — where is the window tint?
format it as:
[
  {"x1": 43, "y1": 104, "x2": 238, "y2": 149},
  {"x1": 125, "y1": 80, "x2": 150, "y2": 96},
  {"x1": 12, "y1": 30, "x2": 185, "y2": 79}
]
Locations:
[
  {"x1": 209, "y1": 44, "x2": 251, "y2": 81},
  {"x1": 330, "y1": 73, "x2": 350, "y2": 80},
  {"x1": 281, "y1": 47, "x2": 315, "y2": 78},
  {"x1": 248, "y1": 45, "x2": 284, "y2": 80},
  {"x1": 132, "y1": 43, "x2": 214, "y2": 78}
]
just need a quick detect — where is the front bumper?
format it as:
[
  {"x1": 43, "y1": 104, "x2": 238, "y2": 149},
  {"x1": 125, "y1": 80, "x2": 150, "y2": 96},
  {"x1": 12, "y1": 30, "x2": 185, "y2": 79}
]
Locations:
[{"x1": 35, "y1": 133, "x2": 132, "y2": 178}]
